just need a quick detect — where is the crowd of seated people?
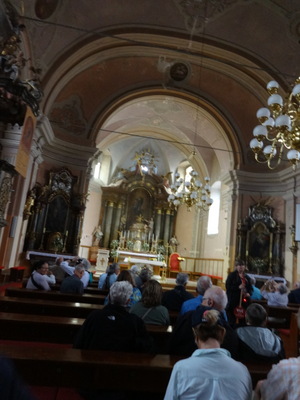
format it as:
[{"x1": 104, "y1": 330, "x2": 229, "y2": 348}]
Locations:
[{"x1": 15, "y1": 258, "x2": 300, "y2": 399}]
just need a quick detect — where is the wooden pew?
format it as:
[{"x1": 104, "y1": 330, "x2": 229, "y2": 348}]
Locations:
[
  {"x1": 0, "y1": 311, "x2": 172, "y2": 352},
  {"x1": 267, "y1": 305, "x2": 299, "y2": 329},
  {"x1": 251, "y1": 300, "x2": 298, "y2": 329},
  {"x1": 0, "y1": 343, "x2": 272, "y2": 393},
  {"x1": 277, "y1": 312, "x2": 300, "y2": 358},
  {"x1": 0, "y1": 312, "x2": 83, "y2": 344},
  {"x1": 5, "y1": 287, "x2": 106, "y2": 305},
  {"x1": 0, "y1": 294, "x2": 179, "y2": 326},
  {"x1": 0, "y1": 296, "x2": 101, "y2": 318}
]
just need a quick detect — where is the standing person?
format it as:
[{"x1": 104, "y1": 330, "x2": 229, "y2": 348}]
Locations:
[
  {"x1": 164, "y1": 308, "x2": 252, "y2": 400},
  {"x1": 162, "y1": 273, "x2": 194, "y2": 312},
  {"x1": 130, "y1": 279, "x2": 170, "y2": 326},
  {"x1": 226, "y1": 259, "x2": 252, "y2": 327},
  {"x1": 60, "y1": 264, "x2": 85, "y2": 294},
  {"x1": 26, "y1": 260, "x2": 52, "y2": 291},
  {"x1": 98, "y1": 263, "x2": 120, "y2": 290}
]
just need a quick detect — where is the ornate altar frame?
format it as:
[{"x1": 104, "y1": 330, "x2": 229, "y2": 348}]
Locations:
[
  {"x1": 23, "y1": 168, "x2": 86, "y2": 254},
  {"x1": 236, "y1": 203, "x2": 284, "y2": 276}
]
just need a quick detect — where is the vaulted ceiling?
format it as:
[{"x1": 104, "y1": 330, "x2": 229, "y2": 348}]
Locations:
[{"x1": 7, "y1": 0, "x2": 300, "y2": 178}]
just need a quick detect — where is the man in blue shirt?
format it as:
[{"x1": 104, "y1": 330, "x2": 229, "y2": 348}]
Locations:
[{"x1": 180, "y1": 275, "x2": 212, "y2": 315}]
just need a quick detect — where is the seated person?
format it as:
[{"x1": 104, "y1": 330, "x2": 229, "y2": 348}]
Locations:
[
  {"x1": 162, "y1": 273, "x2": 194, "y2": 312},
  {"x1": 26, "y1": 260, "x2": 52, "y2": 291},
  {"x1": 288, "y1": 281, "x2": 300, "y2": 304},
  {"x1": 250, "y1": 277, "x2": 263, "y2": 300},
  {"x1": 164, "y1": 309, "x2": 252, "y2": 400},
  {"x1": 261, "y1": 280, "x2": 289, "y2": 307},
  {"x1": 169, "y1": 286, "x2": 239, "y2": 359},
  {"x1": 56, "y1": 257, "x2": 90, "y2": 288},
  {"x1": 74, "y1": 281, "x2": 153, "y2": 352},
  {"x1": 137, "y1": 264, "x2": 153, "y2": 292},
  {"x1": 180, "y1": 275, "x2": 212, "y2": 315},
  {"x1": 129, "y1": 264, "x2": 143, "y2": 288},
  {"x1": 255, "y1": 310, "x2": 300, "y2": 400},
  {"x1": 74, "y1": 280, "x2": 153, "y2": 400},
  {"x1": 60, "y1": 264, "x2": 85, "y2": 294},
  {"x1": 236, "y1": 303, "x2": 285, "y2": 363},
  {"x1": 104, "y1": 270, "x2": 141, "y2": 307},
  {"x1": 130, "y1": 279, "x2": 170, "y2": 325},
  {"x1": 98, "y1": 263, "x2": 120, "y2": 290}
]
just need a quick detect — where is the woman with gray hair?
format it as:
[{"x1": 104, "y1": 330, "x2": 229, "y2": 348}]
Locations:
[{"x1": 74, "y1": 281, "x2": 153, "y2": 352}]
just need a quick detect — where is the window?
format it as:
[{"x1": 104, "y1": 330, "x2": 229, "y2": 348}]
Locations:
[
  {"x1": 94, "y1": 162, "x2": 101, "y2": 180},
  {"x1": 207, "y1": 181, "x2": 221, "y2": 235}
]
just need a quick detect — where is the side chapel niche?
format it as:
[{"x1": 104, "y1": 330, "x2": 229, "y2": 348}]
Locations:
[
  {"x1": 99, "y1": 169, "x2": 175, "y2": 254},
  {"x1": 23, "y1": 168, "x2": 86, "y2": 254},
  {"x1": 236, "y1": 203, "x2": 285, "y2": 276}
]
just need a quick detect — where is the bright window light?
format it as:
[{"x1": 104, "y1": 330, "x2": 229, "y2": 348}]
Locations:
[
  {"x1": 94, "y1": 162, "x2": 101, "y2": 179},
  {"x1": 208, "y1": 181, "x2": 221, "y2": 235}
]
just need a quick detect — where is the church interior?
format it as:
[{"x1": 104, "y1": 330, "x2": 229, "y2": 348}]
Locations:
[{"x1": 1, "y1": 0, "x2": 300, "y2": 285}]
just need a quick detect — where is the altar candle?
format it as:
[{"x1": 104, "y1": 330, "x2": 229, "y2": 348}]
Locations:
[{"x1": 66, "y1": 230, "x2": 68, "y2": 236}]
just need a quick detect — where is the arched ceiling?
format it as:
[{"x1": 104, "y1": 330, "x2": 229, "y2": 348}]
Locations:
[{"x1": 8, "y1": 0, "x2": 300, "y2": 174}]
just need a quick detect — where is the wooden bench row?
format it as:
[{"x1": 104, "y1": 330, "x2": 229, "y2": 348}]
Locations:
[
  {"x1": 0, "y1": 343, "x2": 272, "y2": 394},
  {"x1": 0, "y1": 311, "x2": 173, "y2": 352},
  {"x1": 6, "y1": 287, "x2": 107, "y2": 305},
  {"x1": 2, "y1": 290, "x2": 179, "y2": 325}
]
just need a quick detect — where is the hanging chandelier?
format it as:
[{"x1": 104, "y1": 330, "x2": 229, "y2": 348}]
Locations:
[
  {"x1": 249, "y1": 77, "x2": 300, "y2": 169},
  {"x1": 168, "y1": 170, "x2": 213, "y2": 211}
]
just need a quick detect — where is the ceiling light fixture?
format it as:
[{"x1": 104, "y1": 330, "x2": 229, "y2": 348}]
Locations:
[
  {"x1": 168, "y1": 171, "x2": 213, "y2": 212},
  {"x1": 250, "y1": 77, "x2": 300, "y2": 170}
]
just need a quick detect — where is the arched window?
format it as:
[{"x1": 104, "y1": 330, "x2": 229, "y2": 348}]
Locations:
[
  {"x1": 93, "y1": 162, "x2": 101, "y2": 180},
  {"x1": 207, "y1": 181, "x2": 221, "y2": 235}
]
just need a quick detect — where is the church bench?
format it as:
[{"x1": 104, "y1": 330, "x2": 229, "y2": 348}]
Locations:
[
  {"x1": 5, "y1": 287, "x2": 106, "y2": 305},
  {"x1": 0, "y1": 296, "x2": 101, "y2": 318},
  {"x1": 0, "y1": 343, "x2": 272, "y2": 393},
  {"x1": 266, "y1": 306, "x2": 299, "y2": 329},
  {"x1": 0, "y1": 312, "x2": 173, "y2": 352},
  {"x1": 0, "y1": 294, "x2": 179, "y2": 325},
  {"x1": 251, "y1": 300, "x2": 298, "y2": 329},
  {"x1": 0, "y1": 312, "x2": 84, "y2": 343},
  {"x1": 277, "y1": 312, "x2": 300, "y2": 358}
]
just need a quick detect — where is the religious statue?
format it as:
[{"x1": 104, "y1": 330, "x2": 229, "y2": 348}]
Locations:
[
  {"x1": 92, "y1": 225, "x2": 103, "y2": 247},
  {"x1": 169, "y1": 235, "x2": 179, "y2": 253},
  {"x1": 23, "y1": 189, "x2": 35, "y2": 218}
]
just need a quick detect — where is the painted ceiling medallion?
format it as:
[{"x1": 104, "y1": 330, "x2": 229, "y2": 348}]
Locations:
[{"x1": 35, "y1": 0, "x2": 59, "y2": 20}]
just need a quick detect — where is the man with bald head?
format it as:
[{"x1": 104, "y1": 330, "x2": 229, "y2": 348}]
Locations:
[{"x1": 169, "y1": 286, "x2": 238, "y2": 359}]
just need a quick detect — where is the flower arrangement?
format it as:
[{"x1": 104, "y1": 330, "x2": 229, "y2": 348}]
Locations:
[
  {"x1": 110, "y1": 239, "x2": 119, "y2": 249},
  {"x1": 126, "y1": 240, "x2": 134, "y2": 251},
  {"x1": 142, "y1": 242, "x2": 150, "y2": 252}
]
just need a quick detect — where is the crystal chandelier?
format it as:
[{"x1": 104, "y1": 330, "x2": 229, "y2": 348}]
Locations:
[
  {"x1": 168, "y1": 170, "x2": 213, "y2": 211},
  {"x1": 249, "y1": 77, "x2": 300, "y2": 169}
]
